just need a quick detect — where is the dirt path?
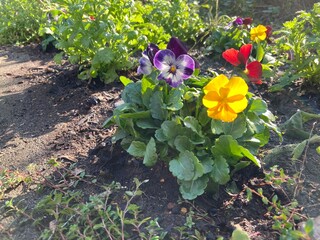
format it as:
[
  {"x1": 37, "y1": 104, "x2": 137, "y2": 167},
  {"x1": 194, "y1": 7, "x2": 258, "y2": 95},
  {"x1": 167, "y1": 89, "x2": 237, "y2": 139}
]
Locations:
[
  {"x1": 0, "y1": 45, "x2": 58, "y2": 169},
  {"x1": 0, "y1": 45, "x2": 119, "y2": 171}
]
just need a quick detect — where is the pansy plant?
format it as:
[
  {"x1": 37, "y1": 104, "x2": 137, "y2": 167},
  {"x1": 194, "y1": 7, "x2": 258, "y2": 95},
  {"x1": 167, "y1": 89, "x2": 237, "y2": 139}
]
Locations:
[{"x1": 105, "y1": 37, "x2": 281, "y2": 200}]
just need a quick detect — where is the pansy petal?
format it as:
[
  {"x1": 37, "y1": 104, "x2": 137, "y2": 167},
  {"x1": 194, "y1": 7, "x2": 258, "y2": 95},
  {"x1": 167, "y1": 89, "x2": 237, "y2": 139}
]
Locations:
[
  {"x1": 250, "y1": 25, "x2": 267, "y2": 41},
  {"x1": 246, "y1": 61, "x2": 262, "y2": 84},
  {"x1": 137, "y1": 56, "x2": 152, "y2": 75},
  {"x1": 222, "y1": 49, "x2": 241, "y2": 66},
  {"x1": 146, "y1": 43, "x2": 159, "y2": 64},
  {"x1": 225, "y1": 76, "x2": 248, "y2": 97},
  {"x1": 203, "y1": 74, "x2": 229, "y2": 94},
  {"x1": 266, "y1": 25, "x2": 272, "y2": 38},
  {"x1": 168, "y1": 73, "x2": 184, "y2": 87},
  {"x1": 154, "y1": 49, "x2": 175, "y2": 70},
  {"x1": 202, "y1": 91, "x2": 221, "y2": 108},
  {"x1": 239, "y1": 44, "x2": 252, "y2": 64},
  {"x1": 242, "y1": 17, "x2": 253, "y2": 25},
  {"x1": 207, "y1": 106, "x2": 238, "y2": 122},
  {"x1": 176, "y1": 54, "x2": 195, "y2": 79},
  {"x1": 227, "y1": 97, "x2": 248, "y2": 113},
  {"x1": 233, "y1": 17, "x2": 243, "y2": 26},
  {"x1": 167, "y1": 37, "x2": 188, "y2": 57}
]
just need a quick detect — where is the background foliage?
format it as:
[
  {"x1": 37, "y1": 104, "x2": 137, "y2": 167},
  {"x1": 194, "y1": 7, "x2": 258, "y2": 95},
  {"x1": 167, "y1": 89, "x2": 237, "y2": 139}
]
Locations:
[
  {"x1": 40, "y1": 0, "x2": 204, "y2": 83},
  {"x1": 0, "y1": 0, "x2": 48, "y2": 45}
]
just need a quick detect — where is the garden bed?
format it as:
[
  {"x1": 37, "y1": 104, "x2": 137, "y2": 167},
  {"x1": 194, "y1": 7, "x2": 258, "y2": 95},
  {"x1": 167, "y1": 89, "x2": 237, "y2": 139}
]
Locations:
[{"x1": 0, "y1": 43, "x2": 319, "y2": 239}]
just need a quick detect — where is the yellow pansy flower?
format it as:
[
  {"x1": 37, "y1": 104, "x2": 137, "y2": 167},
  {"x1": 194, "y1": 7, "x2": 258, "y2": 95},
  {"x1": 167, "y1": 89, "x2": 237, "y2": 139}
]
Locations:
[
  {"x1": 202, "y1": 74, "x2": 248, "y2": 122},
  {"x1": 250, "y1": 25, "x2": 267, "y2": 41}
]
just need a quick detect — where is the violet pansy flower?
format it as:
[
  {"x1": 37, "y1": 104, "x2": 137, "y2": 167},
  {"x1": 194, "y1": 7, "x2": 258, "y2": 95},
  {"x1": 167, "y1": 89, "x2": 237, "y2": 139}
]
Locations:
[
  {"x1": 153, "y1": 49, "x2": 195, "y2": 87},
  {"x1": 233, "y1": 17, "x2": 243, "y2": 26},
  {"x1": 137, "y1": 43, "x2": 159, "y2": 75},
  {"x1": 137, "y1": 52, "x2": 153, "y2": 75},
  {"x1": 137, "y1": 37, "x2": 197, "y2": 87}
]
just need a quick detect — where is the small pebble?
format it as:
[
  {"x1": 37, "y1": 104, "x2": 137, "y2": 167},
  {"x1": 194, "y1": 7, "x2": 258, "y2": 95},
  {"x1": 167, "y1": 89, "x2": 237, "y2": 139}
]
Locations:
[{"x1": 180, "y1": 207, "x2": 188, "y2": 215}]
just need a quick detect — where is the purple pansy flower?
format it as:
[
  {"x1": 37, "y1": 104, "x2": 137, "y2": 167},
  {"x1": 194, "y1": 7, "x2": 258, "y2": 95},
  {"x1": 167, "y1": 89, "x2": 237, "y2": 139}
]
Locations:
[
  {"x1": 137, "y1": 52, "x2": 153, "y2": 75},
  {"x1": 137, "y1": 43, "x2": 159, "y2": 75},
  {"x1": 233, "y1": 17, "x2": 243, "y2": 26},
  {"x1": 137, "y1": 37, "x2": 197, "y2": 87},
  {"x1": 153, "y1": 49, "x2": 195, "y2": 87}
]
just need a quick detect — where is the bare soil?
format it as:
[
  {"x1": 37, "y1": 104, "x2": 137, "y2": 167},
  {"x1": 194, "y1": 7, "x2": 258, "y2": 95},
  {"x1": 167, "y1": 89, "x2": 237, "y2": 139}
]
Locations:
[{"x1": 0, "y1": 44, "x2": 319, "y2": 240}]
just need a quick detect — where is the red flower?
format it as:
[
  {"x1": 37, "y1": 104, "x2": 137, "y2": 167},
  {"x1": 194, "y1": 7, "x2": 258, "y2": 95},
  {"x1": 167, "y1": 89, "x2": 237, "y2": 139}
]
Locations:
[
  {"x1": 222, "y1": 44, "x2": 262, "y2": 84},
  {"x1": 89, "y1": 16, "x2": 95, "y2": 21},
  {"x1": 242, "y1": 17, "x2": 253, "y2": 25},
  {"x1": 266, "y1": 25, "x2": 272, "y2": 43}
]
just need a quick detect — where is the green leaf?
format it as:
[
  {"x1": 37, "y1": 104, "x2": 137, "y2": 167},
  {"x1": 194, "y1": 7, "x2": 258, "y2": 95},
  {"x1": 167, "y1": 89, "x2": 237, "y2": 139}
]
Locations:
[
  {"x1": 212, "y1": 135, "x2": 243, "y2": 164},
  {"x1": 316, "y1": 146, "x2": 320, "y2": 155},
  {"x1": 160, "y1": 121, "x2": 182, "y2": 141},
  {"x1": 122, "y1": 82, "x2": 142, "y2": 105},
  {"x1": 169, "y1": 151, "x2": 203, "y2": 181},
  {"x1": 222, "y1": 114, "x2": 247, "y2": 139},
  {"x1": 102, "y1": 67, "x2": 119, "y2": 84},
  {"x1": 136, "y1": 119, "x2": 158, "y2": 129},
  {"x1": 53, "y1": 52, "x2": 64, "y2": 64},
  {"x1": 127, "y1": 141, "x2": 146, "y2": 158},
  {"x1": 183, "y1": 116, "x2": 203, "y2": 136},
  {"x1": 141, "y1": 76, "x2": 156, "y2": 107},
  {"x1": 231, "y1": 228, "x2": 250, "y2": 240},
  {"x1": 150, "y1": 91, "x2": 166, "y2": 120},
  {"x1": 304, "y1": 218, "x2": 314, "y2": 235},
  {"x1": 246, "y1": 112, "x2": 265, "y2": 134},
  {"x1": 231, "y1": 161, "x2": 251, "y2": 174},
  {"x1": 201, "y1": 157, "x2": 213, "y2": 174},
  {"x1": 292, "y1": 140, "x2": 307, "y2": 160},
  {"x1": 249, "y1": 99, "x2": 267, "y2": 115},
  {"x1": 178, "y1": 176, "x2": 209, "y2": 200},
  {"x1": 143, "y1": 138, "x2": 157, "y2": 167},
  {"x1": 111, "y1": 129, "x2": 128, "y2": 143},
  {"x1": 281, "y1": 110, "x2": 320, "y2": 140},
  {"x1": 256, "y1": 41, "x2": 265, "y2": 62},
  {"x1": 155, "y1": 129, "x2": 167, "y2": 142},
  {"x1": 166, "y1": 88, "x2": 183, "y2": 110},
  {"x1": 92, "y1": 47, "x2": 114, "y2": 67},
  {"x1": 174, "y1": 135, "x2": 194, "y2": 152},
  {"x1": 211, "y1": 119, "x2": 224, "y2": 135},
  {"x1": 198, "y1": 108, "x2": 211, "y2": 126},
  {"x1": 120, "y1": 76, "x2": 133, "y2": 86},
  {"x1": 239, "y1": 146, "x2": 261, "y2": 167},
  {"x1": 210, "y1": 156, "x2": 230, "y2": 184}
]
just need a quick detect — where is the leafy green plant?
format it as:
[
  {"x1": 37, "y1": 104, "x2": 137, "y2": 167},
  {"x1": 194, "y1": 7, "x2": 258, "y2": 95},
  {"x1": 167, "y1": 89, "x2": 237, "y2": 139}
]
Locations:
[
  {"x1": 244, "y1": 165, "x2": 314, "y2": 240},
  {"x1": 104, "y1": 37, "x2": 280, "y2": 200},
  {"x1": 0, "y1": 168, "x2": 31, "y2": 199},
  {"x1": 272, "y1": 2, "x2": 320, "y2": 91},
  {"x1": 41, "y1": 0, "x2": 203, "y2": 83},
  {"x1": 32, "y1": 178, "x2": 167, "y2": 240},
  {"x1": 0, "y1": 0, "x2": 48, "y2": 45},
  {"x1": 204, "y1": 16, "x2": 251, "y2": 55},
  {"x1": 2, "y1": 177, "x2": 167, "y2": 240}
]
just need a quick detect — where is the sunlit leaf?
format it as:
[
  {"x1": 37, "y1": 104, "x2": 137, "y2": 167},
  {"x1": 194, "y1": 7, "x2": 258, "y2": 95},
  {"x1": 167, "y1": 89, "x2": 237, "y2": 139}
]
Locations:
[
  {"x1": 127, "y1": 141, "x2": 146, "y2": 158},
  {"x1": 143, "y1": 138, "x2": 157, "y2": 167},
  {"x1": 210, "y1": 155, "x2": 230, "y2": 184}
]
